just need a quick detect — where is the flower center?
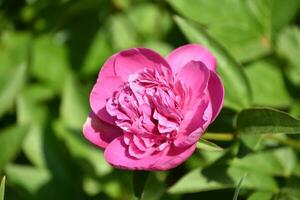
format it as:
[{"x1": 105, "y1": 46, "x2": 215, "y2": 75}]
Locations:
[{"x1": 106, "y1": 67, "x2": 191, "y2": 155}]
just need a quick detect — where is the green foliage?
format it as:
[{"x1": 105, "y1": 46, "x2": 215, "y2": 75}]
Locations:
[{"x1": 1, "y1": 0, "x2": 300, "y2": 199}]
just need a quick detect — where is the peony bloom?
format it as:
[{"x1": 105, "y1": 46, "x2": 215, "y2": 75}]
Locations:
[{"x1": 83, "y1": 44, "x2": 224, "y2": 170}]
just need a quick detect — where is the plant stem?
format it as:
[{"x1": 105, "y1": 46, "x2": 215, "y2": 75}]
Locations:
[{"x1": 203, "y1": 132, "x2": 235, "y2": 141}]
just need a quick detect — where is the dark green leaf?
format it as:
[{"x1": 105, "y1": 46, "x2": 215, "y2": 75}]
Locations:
[
  {"x1": 142, "y1": 173, "x2": 165, "y2": 200},
  {"x1": 237, "y1": 108, "x2": 300, "y2": 135},
  {"x1": 132, "y1": 171, "x2": 150, "y2": 200},
  {"x1": 174, "y1": 16, "x2": 252, "y2": 110}
]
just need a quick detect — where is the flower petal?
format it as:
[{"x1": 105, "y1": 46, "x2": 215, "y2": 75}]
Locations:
[
  {"x1": 90, "y1": 76, "x2": 124, "y2": 124},
  {"x1": 114, "y1": 48, "x2": 170, "y2": 81},
  {"x1": 97, "y1": 54, "x2": 118, "y2": 82},
  {"x1": 166, "y1": 44, "x2": 216, "y2": 74},
  {"x1": 174, "y1": 98, "x2": 209, "y2": 147},
  {"x1": 104, "y1": 136, "x2": 196, "y2": 170},
  {"x1": 176, "y1": 61, "x2": 210, "y2": 105},
  {"x1": 207, "y1": 71, "x2": 225, "y2": 122},
  {"x1": 83, "y1": 112, "x2": 122, "y2": 148}
]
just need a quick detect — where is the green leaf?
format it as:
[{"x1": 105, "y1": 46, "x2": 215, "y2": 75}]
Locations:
[
  {"x1": 60, "y1": 74, "x2": 89, "y2": 130},
  {"x1": 128, "y1": 3, "x2": 172, "y2": 39},
  {"x1": 4, "y1": 164, "x2": 50, "y2": 194},
  {"x1": 277, "y1": 26, "x2": 300, "y2": 86},
  {"x1": 132, "y1": 171, "x2": 150, "y2": 200},
  {"x1": 237, "y1": 108, "x2": 300, "y2": 135},
  {"x1": 197, "y1": 139, "x2": 224, "y2": 152},
  {"x1": 245, "y1": 61, "x2": 291, "y2": 107},
  {"x1": 232, "y1": 147, "x2": 297, "y2": 177},
  {"x1": 53, "y1": 121, "x2": 112, "y2": 176},
  {"x1": 109, "y1": 14, "x2": 139, "y2": 50},
  {"x1": 0, "y1": 64, "x2": 27, "y2": 118},
  {"x1": 0, "y1": 125, "x2": 28, "y2": 170},
  {"x1": 278, "y1": 176, "x2": 300, "y2": 200},
  {"x1": 142, "y1": 173, "x2": 165, "y2": 200},
  {"x1": 0, "y1": 176, "x2": 5, "y2": 200},
  {"x1": 81, "y1": 29, "x2": 113, "y2": 76},
  {"x1": 168, "y1": 0, "x2": 299, "y2": 61},
  {"x1": 168, "y1": 164, "x2": 278, "y2": 194},
  {"x1": 174, "y1": 16, "x2": 252, "y2": 110},
  {"x1": 248, "y1": 191, "x2": 273, "y2": 200},
  {"x1": 31, "y1": 35, "x2": 69, "y2": 91},
  {"x1": 168, "y1": 0, "x2": 269, "y2": 61},
  {"x1": 233, "y1": 174, "x2": 246, "y2": 200}
]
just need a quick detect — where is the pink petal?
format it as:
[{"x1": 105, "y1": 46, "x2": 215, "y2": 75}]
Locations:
[
  {"x1": 114, "y1": 48, "x2": 170, "y2": 81},
  {"x1": 97, "y1": 54, "x2": 118, "y2": 82},
  {"x1": 166, "y1": 44, "x2": 216, "y2": 74},
  {"x1": 174, "y1": 99, "x2": 209, "y2": 147},
  {"x1": 104, "y1": 136, "x2": 196, "y2": 170},
  {"x1": 176, "y1": 61, "x2": 210, "y2": 105},
  {"x1": 83, "y1": 112, "x2": 122, "y2": 148},
  {"x1": 90, "y1": 76, "x2": 124, "y2": 124},
  {"x1": 207, "y1": 71, "x2": 224, "y2": 122}
]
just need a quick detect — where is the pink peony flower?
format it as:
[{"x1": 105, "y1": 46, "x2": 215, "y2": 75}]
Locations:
[{"x1": 83, "y1": 44, "x2": 224, "y2": 170}]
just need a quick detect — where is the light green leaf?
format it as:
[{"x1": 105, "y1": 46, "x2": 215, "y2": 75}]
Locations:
[
  {"x1": 0, "y1": 176, "x2": 5, "y2": 200},
  {"x1": 233, "y1": 174, "x2": 246, "y2": 200},
  {"x1": 245, "y1": 61, "x2": 291, "y2": 107},
  {"x1": 0, "y1": 125, "x2": 28, "y2": 170},
  {"x1": 197, "y1": 139, "x2": 224, "y2": 152},
  {"x1": 168, "y1": 164, "x2": 278, "y2": 194},
  {"x1": 128, "y1": 3, "x2": 172, "y2": 39},
  {"x1": 31, "y1": 35, "x2": 69, "y2": 91},
  {"x1": 109, "y1": 14, "x2": 139, "y2": 50},
  {"x1": 174, "y1": 16, "x2": 252, "y2": 110},
  {"x1": 60, "y1": 74, "x2": 89, "y2": 130},
  {"x1": 231, "y1": 147, "x2": 297, "y2": 177},
  {"x1": 0, "y1": 64, "x2": 27, "y2": 118},
  {"x1": 237, "y1": 108, "x2": 300, "y2": 135},
  {"x1": 248, "y1": 191, "x2": 273, "y2": 200},
  {"x1": 4, "y1": 164, "x2": 50, "y2": 194},
  {"x1": 168, "y1": 0, "x2": 269, "y2": 61},
  {"x1": 277, "y1": 26, "x2": 300, "y2": 86}
]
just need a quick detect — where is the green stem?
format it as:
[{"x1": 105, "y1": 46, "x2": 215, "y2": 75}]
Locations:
[
  {"x1": 203, "y1": 132, "x2": 235, "y2": 141},
  {"x1": 263, "y1": 134, "x2": 300, "y2": 151}
]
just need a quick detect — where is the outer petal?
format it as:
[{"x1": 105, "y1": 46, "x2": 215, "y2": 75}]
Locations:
[
  {"x1": 207, "y1": 71, "x2": 224, "y2": 122},
  {"x1": 114, "y1": 48, "x2": 170, "y2": 81},
  {"x1": 176, "y1": 61, "x2": 210, "y2": 105},
  {"x1": 166, "y1": 44, "x2": 216, "y2": 74},
  {"x1": 104, "y1": 136, "x2": 196, "y2": 170},
  {"x1": 90, "y1": 76, "x2": 124, "y2": 124},
  {"x1": 174, "y1": 98, "x2": 209, "y2": 148},
  {"x1": 83, "y1": 112, "x2": 122, "y2": 148},
  {"x1": 97, "y1": 54, "x2": 118, "y2": 82}
]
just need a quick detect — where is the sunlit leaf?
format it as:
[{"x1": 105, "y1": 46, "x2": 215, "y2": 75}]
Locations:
[
  {"x1": 0, "y1": 176, "x2": 5, "y2": 200},
  {"x1": 0, "y1": 64, "x2": 27, "y2": 118},
  {"x1": 197, "y1": 139, "x2": 224, "y2": 152}
]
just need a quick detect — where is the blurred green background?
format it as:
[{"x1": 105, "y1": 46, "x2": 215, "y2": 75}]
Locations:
[{"x1": 1, "y1": 0, "x2": 300, "y2": 199}]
